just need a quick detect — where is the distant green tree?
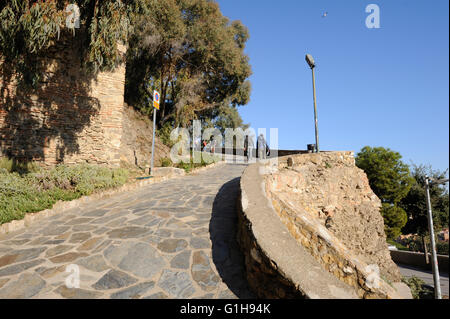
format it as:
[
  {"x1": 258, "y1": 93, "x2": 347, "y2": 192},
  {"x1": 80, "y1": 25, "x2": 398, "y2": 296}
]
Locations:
[
  {"x1": 380, "y1": 203, "x2": 408, "y2": 239},
  {"x1": 356, "y1": 146, "x2": 414, "y2": 238},
  {"x1": 356, "y1": 146, "x2": 413, "y2": 204},
  {"x1": 200, "y1": 104, "x2": 249, "y2": 135},
  {"x1": 399, "y1": 164, "x2": 449, "y2": 256}
]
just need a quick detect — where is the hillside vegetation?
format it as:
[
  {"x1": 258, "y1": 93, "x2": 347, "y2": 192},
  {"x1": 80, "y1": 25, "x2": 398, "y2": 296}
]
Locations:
[{"x1": 0, "y1": 159, "x2": 128, "y2": 224}]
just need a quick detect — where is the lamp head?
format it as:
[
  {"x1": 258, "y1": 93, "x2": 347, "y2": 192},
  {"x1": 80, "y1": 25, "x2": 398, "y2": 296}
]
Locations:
[{"x1": 305, "y1": 54, "x2": 315, "y2": 69}]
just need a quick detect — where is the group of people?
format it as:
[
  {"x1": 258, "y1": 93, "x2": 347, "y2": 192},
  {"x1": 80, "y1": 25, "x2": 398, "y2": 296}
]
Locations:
[
  {"x1": 194, "y1": 134, "x2": 269, "y2": 162},
  {"x1": 244, "y1": 133, "x2": 269, "y2": 162},
  {"x1": 194, "y1": 138, "x2": 217, "y2": 153}
]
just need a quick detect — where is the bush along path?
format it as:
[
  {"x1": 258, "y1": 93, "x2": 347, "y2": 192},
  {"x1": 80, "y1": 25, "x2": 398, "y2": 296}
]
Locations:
[
  {"x1": 0, "y1": 162, "x2": 129, "y2": 225},
  {"x1": 0, "y1": 163, "x2": 255, "y2": 299}
]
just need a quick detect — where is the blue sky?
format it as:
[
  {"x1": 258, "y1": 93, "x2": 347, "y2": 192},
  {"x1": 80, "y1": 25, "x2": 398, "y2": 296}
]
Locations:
[{"x1": 217, "y1": 0, "x2": 449, "y2": 173}]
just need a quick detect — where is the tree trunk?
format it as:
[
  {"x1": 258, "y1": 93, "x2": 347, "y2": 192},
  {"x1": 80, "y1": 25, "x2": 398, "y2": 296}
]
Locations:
[
  {"x1": 422, "y1": 235, "x2": 430, "y2": 264},
  {"x1": 161, "y1": 79, "x2": 169, "y2": 121}
]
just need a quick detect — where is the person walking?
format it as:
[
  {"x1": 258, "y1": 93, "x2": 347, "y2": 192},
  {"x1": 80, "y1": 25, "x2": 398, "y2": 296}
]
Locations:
[
  {"x1": 211, "y1": 139, "x2": 216, "y2": 154},
  {"x1": 195, "y1": 137, "x2": 201, "y2": 151},
  {"x1": 257, "y1": 133, "x2": 266, "y2": 160},
  {"x1": 245, "y1": 134, "x2": 254, "y2": 162}
]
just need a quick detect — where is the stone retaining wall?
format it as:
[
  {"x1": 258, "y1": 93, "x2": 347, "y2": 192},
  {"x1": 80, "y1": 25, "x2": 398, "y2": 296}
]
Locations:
[
  {"x1": 268, "y1": 188, "x2": 400, "y2": 298},
  {"x1": 265, "y1": 152, "x2": 410, "y2": 298},
  {"x1": 236, "y1": 192, "x2": 307, "y2": 299},
  {"x1": 237, "y1": 153, "x2": 412, "y2": 299},
  {"x1": 237, "y1": 162, "x2": 359, "y2": 299},
  {"x1": 390, "y1": 250, "x2": 449, "y2": 272}
]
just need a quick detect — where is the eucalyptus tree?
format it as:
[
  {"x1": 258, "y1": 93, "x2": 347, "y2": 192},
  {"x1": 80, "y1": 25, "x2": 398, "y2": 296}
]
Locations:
[
  {"x1": 125, "y1": 0, "x2": 252, "y2": 128},
  {"x1": 0, "y1": 0, "x2": 145, "y2": 86}
]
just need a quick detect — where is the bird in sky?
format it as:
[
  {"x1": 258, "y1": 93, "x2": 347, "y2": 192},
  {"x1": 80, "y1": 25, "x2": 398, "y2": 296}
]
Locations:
[{"x1": 322, "y1": 12, "x2": 328, "y2": 18}]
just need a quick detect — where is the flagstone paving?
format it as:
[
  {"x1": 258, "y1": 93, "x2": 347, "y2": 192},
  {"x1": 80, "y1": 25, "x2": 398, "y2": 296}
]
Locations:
[{"x1": 0, "y1": 164, "x2": 255, "y2": 299}]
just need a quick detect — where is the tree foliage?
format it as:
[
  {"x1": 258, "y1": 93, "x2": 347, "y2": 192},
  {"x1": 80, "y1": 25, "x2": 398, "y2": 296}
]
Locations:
[
  {"x1": 400, "y1": 164, "x2": 449, "y2": 236},
  {"x1": 200, "y1": 105, "x2": 249, "y2": 135},
  {"x1": 380, "y1": 203, "x2": 408, "y2": 239},
  {"x1": 356, "y1": 146, "x2": 414, "y2": 238},
  {"x1": 0, "y1": 0, "x2": 144, "y2": 86},
  {"x1": 125, "y1": 0, "x2": 252, "y2": 128},
  {"x1": 1, "y1": 0, "x2": 251, "y2": 137},
  {"x1": 356, "y1": 146, "x2": 414, "y2": 204}
]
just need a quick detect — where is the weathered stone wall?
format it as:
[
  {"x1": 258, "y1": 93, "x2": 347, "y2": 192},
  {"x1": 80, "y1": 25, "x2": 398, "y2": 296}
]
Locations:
[
  {"x1": 0, "y1": 34, "x2": 125, "y2": 166},
  {"x1": 237, "y1": 152, "x2": 412, "y2": 299},
  {"x1": 236, "y1": 192, "x2": 307, "y2": 299},
  {"x1": 237, "y1": 161, "x2": 360, "y2": 299},
  {"x1": 265, "y1": 152, "x2": 409, "y2": 298}
]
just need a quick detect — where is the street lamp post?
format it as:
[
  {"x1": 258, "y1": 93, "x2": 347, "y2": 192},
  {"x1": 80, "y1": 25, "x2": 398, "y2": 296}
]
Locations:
[
  {"x1": 150, "y1": 107, "x2": 156, "y2": 175},
  {"x1": 425, "y1": 176, "x2": 449, "y2": 299},
  {"x1": 305, "y1": 54, "x2": 319, "y2": 153}
]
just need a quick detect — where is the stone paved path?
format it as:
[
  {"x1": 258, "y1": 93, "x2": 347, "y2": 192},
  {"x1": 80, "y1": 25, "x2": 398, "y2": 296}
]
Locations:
[{"x1": 0, "y1": 164, "x2": 255, "y2": 299}]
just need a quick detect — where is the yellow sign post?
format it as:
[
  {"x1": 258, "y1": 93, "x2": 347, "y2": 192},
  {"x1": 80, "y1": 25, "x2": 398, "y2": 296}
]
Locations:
[{"x1": 150, "y1": 90, "x2": 160, "y2": 175}]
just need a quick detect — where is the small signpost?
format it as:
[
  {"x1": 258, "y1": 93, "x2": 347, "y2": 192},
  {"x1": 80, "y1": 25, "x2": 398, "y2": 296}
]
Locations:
[
  {"x1": 150, "y1": 90, "x2": 160, "y2": 175},
  {"x1": 153, "y1": 90, "x2": 160, "y2": 110}
]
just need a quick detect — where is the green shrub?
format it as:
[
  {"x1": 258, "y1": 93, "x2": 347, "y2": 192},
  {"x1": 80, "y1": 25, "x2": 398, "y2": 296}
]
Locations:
[
  {"x1": 176, "y1": 161, "x2": 193, "y2": 173},
  {"x1": 0, "y1": 157, "x2": 38, "y2": 174},
  {"x1": 0, "y1": 164, "x2": 129, "y2": 224},
  {"x1": 407, "y1": 239, "x2": 423, "y2": 252},
  {"x1": 157, "y1": 122, "x2": 176, "y2": 148},
  {"x1": 402, "y1": 276, "x2": 424, "y2": 299},
  {"x1": 160, "y1": 157, "x2": 173, "y2": 167},
  {"x1": 175, "y1": 153, "x2": 213, "y2": 173},
  {"x1": 387, "y1": 239, "x2": 408, "y2": 251},
  {"x1": 401, "y1": 237, "x2": 449, "y2": 255},
  {"x1": 402, "y1": 276, "x2": 434, "y2": 299},
  {"x1": 436, "y1": 241, "x2": 449, "y2": 255},
  {"x1": 0, "y1": 158, "x2": 13, "y2": 172}
]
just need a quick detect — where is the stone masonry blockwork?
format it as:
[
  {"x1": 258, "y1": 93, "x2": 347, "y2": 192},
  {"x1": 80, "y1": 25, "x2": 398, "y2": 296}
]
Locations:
[{"x1": 0, "y1": 34, "x2": 125, "y2": 166}]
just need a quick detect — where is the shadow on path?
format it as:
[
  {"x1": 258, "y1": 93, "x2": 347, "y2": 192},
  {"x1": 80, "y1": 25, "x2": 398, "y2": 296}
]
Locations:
[{"x1": 209, "y1": 177, "x2": 255, "y2": 299}]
